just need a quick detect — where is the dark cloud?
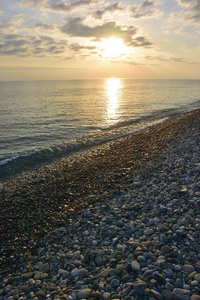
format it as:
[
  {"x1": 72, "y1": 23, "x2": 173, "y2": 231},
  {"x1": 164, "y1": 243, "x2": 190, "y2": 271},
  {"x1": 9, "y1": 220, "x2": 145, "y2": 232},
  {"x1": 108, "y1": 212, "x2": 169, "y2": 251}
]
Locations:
[
  {"x1": 5, "y1": 34, "x2": 23, "y2": 40},
  {"x1": 47, "y1": 0, "x2": 98, "y2": 12},
  {"x1": 174, "y1": 0, "x2": 200, "y2": 25},
  {"x1": 0, "y1": 34, "x2": 29, "y2": 56},
  {"x1": 130, "y1": 36, "x2": 153, "y2": 48},
  {"x1": 0, "y1": 18, "x2": 22, "y2": 31},
  {"x1": 145, "y1": 55, "x2": 188, "y2": 63},
  {"x1": 69, "y1": 43, "x2": 96, "y2": 53},
  {"x1": 4, "y1": 39, "x2": 29, "y2": 47},
  {"x1": 176, "y1": 0, "x2": 195, "y2": 7},
  {"x1": 0, "y1": 33, "x2": 69, "y2": 57},
  {"x1": 140, "y1": 0, "x2": 156, "y2": 9},
  {"x1": 131, "y1": 0, "x2": 162, "y2": 19},
  {"x1": 33, "y1": 22, "x2": 56, "y2": 30},
  {"x1": 94, "y1": 2, "x2": 123, "y2": 19},
  {"x1": 0, "y1": 47, "x2": 28, "y2": 55},
  {"x1": 60, "y1": 18, "x2": 137, "y2": 44},
  {"x1": 20, "y1": 0, "x2": 47, "y2": 8}
]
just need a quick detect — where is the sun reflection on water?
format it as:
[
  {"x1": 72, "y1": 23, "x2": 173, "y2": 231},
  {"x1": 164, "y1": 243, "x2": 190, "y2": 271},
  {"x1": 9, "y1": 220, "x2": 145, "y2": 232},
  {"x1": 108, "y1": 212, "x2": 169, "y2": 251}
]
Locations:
[{"x1": 106, "y1": 78, "x2": 122, "y2": 124}]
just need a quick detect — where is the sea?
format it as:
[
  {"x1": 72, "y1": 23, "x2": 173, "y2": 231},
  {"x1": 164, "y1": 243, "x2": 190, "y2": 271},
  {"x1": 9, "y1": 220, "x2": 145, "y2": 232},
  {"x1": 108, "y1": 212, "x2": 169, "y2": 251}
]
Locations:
[{"x1": 0, "y1": 78, "x2": 200, "y2": 179}]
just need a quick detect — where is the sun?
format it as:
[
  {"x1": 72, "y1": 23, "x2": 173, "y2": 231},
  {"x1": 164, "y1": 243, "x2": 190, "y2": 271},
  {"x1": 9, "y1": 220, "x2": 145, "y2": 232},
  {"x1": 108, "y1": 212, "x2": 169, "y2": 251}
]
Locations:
[{"x1": 100, "y1": 38, "x2": 126, "y2": 58}]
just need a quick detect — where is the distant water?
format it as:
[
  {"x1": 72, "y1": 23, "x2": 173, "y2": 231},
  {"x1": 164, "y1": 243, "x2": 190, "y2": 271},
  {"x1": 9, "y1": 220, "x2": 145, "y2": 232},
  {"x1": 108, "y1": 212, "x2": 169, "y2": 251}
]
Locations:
[{"x1": 0, "y1": 79, "x2": 200, "y2": 179}]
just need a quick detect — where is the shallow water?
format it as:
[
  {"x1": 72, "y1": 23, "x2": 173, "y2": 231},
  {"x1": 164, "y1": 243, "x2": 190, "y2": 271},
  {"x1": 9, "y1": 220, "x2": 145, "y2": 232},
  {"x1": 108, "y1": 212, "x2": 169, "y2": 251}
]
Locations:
[{"x1": 0, "y1": 78, "x2": 200, "y2": 177}]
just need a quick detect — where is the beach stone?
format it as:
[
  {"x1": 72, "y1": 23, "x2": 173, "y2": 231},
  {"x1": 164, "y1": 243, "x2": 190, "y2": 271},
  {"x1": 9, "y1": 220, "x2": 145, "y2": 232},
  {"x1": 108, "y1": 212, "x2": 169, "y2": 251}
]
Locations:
[
  {"x1": 28, "y1": 279, "x2": 35, "y2": 286},
  {"x1": 188, "y1": 271, "x2": 197, "y2": 279},
  {"x1": 59, "y1": 280, "x2": 67, "y2": 287},
  {"x1": 22, "y1": 272, "x2": 33, "y2": 280},
  {"x1": 98, "y1": 268, "x2": 110, "y2": 278},
  {"x1": 191, "y1": 280, "x2": 198, "y2": 286},
  {"x1": 176, "y1": 230, "x2": 187, "y2": 238},
  {"x1": 37, "y1": 262, "x2": 49, "y2": 273},
  {"x1": 194, "y1": 274, "x2": 200, "y2": 283},
  {"x1": 172, "y1": 288, "x2": 191, "y2": 300},
  {"x1": 129, "y1": 222, "x2": 135, "y2": 231},
  {"x1": 165, "y1": 269, "x2": 173, "y2": 277},
  {"x1": 161, "y1": 245, "x2": 170, "y2": 254},
  {"x1": 131, "y1": 260, "x2": 140, "y2": 271},
  {"x1": 35, "y1": 290, "x2": 46, "y2": 298},
  {"x1": 74, "y1": 260, "x2": 82, "y2": 267},
  {"x1": 174, "y1": 265, "x2": 182, "y2": 271},
  {"x1": 71, "y1": 268, "x2": 79, "y2": 277},
  {"x1": 103, "y1": 292, "x2": 111, "y2": 299},
  {"x1": 182, "y1": 265, "x2": 195, "y2": 274},
  {"x1": 133, "y1": 281, "x2": 147, "y2": 295},
  {"x1": 137, "y1": 255, "x2": 146, "y2": 262},
  {"x1": 58, "y1": 269, "x2": 69, "y2": 277},
  {"x1": 151, "y1": 289, "x2": 163, "y2": 300},
  {"x1": 77, "y1": 288, "x2": 91, "y2": 299},
  {"x1": 144, "y1": 229, "x2": 154, "y2": 235},
  {"x1": 35, "y1": 280, "x2": 41, "y2": 287},
  {"x1": 183, "y1": 284, "x2": 190, "y2": 290},
  {"x1": 34, "y1": 272, "x2": 43, "y2": 280},
  {"x1": 78, "y1": 268, "x2": 87, "y2": 279},
  {"x1": 4, "y1": 285, "x2": 12, "y2": 294},
  {"x1": 149, "y1": 218, "x2": 160, "y2": 225},
  {"x1": 111, "y1": 279, "x2": 120, "y2": 288},
  {"x1": 154, "y1": 273, "x2": 166, "y2": 285},
  {"x1": 162, "y1": 289, "x2": 172, "y2": 299},
  {"x1": 40, "y1": 273, "x2": 48, "y2": 280},
  {"x1": 92, "y1": 240, "x2": 98, "y2": 246},
  {"x1": 91, "y1": 291, "x2": 103, "y2": 298},
  {"x1": 95, "y1": 256, "x2": 103, "y2": 266},
  {"x1": 191, "y1": 296, "x2": 200, "y2": 300}
]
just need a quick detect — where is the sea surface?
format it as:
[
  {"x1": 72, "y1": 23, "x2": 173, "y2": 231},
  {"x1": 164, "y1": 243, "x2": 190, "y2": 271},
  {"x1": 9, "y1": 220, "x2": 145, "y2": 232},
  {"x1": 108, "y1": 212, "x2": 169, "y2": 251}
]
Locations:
[{"x1": 0, "y1": 78, "x2": 200, "y2": 179}]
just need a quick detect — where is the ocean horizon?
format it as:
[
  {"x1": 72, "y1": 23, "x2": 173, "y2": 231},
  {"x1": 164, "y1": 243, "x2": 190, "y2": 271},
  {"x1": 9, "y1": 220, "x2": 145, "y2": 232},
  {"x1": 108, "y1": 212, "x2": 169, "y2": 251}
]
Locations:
[{"x1": 1, "y1": 78, "x2": 200, "y2": 179}]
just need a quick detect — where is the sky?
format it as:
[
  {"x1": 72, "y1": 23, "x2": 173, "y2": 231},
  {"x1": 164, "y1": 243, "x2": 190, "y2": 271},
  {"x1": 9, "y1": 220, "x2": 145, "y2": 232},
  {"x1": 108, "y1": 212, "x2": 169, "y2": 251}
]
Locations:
[{"x1": 0, "y1": 0, "x2": 200, "y2": 80}]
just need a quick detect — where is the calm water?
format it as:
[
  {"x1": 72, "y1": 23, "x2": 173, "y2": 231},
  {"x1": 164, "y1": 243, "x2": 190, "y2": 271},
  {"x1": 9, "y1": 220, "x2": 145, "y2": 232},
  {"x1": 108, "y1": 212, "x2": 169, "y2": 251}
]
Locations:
[{"x1": 0, "y1": 79, "x2": 200, "y2": 178}]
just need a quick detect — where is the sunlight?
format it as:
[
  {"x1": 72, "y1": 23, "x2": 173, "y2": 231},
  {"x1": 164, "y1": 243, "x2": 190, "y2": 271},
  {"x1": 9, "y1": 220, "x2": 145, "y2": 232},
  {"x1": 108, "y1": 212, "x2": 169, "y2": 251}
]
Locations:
[
  {"x1": 100, "y1": 38, "x2": 126, "y2": 58},
  {"x1": 106, "y1": 78, "x2": 122, "y2": 124}
]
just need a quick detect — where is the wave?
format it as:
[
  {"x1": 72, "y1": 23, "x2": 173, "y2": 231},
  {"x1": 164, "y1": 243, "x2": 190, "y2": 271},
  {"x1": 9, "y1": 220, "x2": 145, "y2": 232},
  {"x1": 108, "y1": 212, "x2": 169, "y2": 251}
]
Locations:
[
  {"x1": 1, "y1": 103, "x2": 199, "y2": 181},
  {"x1": 0, "y1": 116, "x2": 169, "y2": 180}
]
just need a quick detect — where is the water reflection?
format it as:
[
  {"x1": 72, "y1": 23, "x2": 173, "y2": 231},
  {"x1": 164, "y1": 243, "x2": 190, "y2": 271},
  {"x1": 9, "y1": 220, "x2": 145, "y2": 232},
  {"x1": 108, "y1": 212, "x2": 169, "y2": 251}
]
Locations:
[{"x1": 106, "y1": 78, "x2": 122, "y2": 124}]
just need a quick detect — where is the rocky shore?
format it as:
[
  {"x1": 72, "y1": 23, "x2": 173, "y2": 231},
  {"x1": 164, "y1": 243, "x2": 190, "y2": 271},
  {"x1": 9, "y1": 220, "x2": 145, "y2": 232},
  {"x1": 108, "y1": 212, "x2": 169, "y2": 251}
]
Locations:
[{"x1": 0, "y1": 108, "x2": 200, "y2": 299}]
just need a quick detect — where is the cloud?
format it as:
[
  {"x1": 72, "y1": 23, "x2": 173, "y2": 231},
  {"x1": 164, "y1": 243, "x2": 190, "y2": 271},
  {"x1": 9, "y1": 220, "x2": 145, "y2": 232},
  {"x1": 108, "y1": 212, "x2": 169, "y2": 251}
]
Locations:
[
  {"x1": 20, "y1": 0, "x2": 47, "y2": 8},
  {"x1": 60, "y1": 18, "x2": 138, "y2": 44},
  {"x1": 130, "y1": 36, "x2": 153, "y2": 48},
  {"x1": 0, "y1": 18, "x2": 23, "y2": 32},
  {"x1": 131, "y1": 0, "x2": 163, "y2": 19},
  {"x1": 69, "y1": 43, "x2": 96, "y2": 53},
  {"x1": 173, "y1": 0, "x2": 200, "y2": 25},
  {"x1": 33, "y1": 22, "x2": 56, "y2": 30},
  {"x1": 145, "y1": 55, "x2": 188, "y2": 63},
  {"x1": 0, "y1": 33, "x2": 69, "y2": 57},
  {"x1": 93, "y1": 2, "x2": 124, "y2": 19},
  {"x1": 47, "y1": 0, "x2": 99, "y2": 13},
  {"x1": 176, "y1": 0, "x2": 196, "y2": 7}
]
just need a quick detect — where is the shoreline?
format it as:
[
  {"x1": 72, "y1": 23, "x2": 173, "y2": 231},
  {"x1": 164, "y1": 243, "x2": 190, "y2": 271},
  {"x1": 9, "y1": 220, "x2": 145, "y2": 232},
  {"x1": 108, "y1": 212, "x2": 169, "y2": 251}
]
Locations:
[{"x1": 0, "y1": 108, "x2": 200, "y2": 297}]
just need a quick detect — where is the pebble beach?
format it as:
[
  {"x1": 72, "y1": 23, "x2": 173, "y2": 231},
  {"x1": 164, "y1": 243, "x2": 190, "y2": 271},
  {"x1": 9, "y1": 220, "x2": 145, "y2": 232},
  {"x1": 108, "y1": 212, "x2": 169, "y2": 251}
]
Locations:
[{"x1": 0, "y1": 108, "x2": 200, "y2": 300}]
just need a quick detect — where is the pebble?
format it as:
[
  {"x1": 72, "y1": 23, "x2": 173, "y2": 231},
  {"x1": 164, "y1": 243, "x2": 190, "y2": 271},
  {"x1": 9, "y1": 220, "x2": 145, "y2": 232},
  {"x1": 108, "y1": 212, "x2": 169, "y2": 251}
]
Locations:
[
  {"x1": 77, "y1": 288, "x2": 91, "y2": 299},
  {"x1": 71, "y1": 268, "x2": 79, "y2": 277},
  {"x1": 182, "y1": 265, "x2": 195, "y2": 274},
  {"x1": 172, "y1": 288, "x2": 191, "y2": 300},
  {"x1": 131, "y1": 260, "x2": 140, "y2": 271},
  {"x1": 1, "y1": 121, "x2": 200, "y2": 300}
]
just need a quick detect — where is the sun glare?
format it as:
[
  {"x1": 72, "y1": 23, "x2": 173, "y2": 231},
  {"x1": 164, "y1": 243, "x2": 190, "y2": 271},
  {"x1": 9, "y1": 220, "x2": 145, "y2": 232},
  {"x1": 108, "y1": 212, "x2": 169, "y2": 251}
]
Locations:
[
  {"x1": 100, "y1": 38, "x2": 126, "y2": 58},
  {"x1": 106, "y1": 78, "x2": 122, "y2": 124}
]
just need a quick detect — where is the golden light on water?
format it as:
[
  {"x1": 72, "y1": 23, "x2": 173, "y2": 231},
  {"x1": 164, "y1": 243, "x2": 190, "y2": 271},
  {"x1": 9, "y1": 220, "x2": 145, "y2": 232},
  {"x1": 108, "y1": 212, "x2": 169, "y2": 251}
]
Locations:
[{"x1": 106, "y1": 78, "x2": 122, "y2": 124}]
